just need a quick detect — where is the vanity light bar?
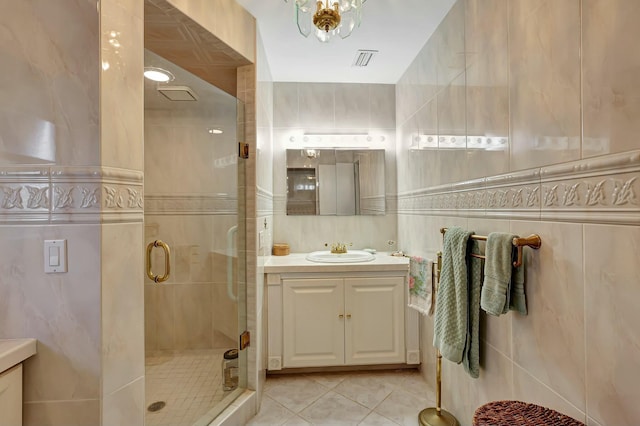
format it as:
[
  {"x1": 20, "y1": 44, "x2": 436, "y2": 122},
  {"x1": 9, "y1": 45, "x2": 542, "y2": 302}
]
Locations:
[
  {"x1": 410, "y1": 134, "x2": 508, "y2": 151},
  {"x1": 289, "y1": 134, "x2": 386, "y2": 143}
]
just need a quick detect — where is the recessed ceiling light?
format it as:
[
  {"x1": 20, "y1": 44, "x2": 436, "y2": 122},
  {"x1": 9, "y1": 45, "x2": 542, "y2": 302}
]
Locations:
[
  {"x1": 208, "y1": 128, "x2": 223, "y2": 134},
  {"x1": 143, "y1": 67, "x2": 174, "y2": 82}
]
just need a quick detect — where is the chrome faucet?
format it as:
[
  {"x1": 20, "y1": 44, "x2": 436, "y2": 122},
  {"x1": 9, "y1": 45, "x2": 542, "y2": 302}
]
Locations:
[{"x1": 325, "y1": 242, "x2": 352, "y2": 254}]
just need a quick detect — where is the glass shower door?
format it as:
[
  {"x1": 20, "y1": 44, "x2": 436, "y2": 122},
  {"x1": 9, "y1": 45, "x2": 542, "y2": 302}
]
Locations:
[{"x1": 143, "y1": 49, "x2": 246, "y2": 426}]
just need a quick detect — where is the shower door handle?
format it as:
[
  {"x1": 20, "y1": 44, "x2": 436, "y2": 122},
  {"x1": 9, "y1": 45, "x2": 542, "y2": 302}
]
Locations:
[
  {"x1": 146, "y1": 240, "x2": 171, "y2": 283},
  {"x1": 226, "y1": 225, "x2": 238, "y2": 302}
]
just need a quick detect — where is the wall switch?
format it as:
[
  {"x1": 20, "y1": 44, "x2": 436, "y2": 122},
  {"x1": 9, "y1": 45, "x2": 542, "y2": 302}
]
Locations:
[{"x1": 44, "y1": 240, "x2": 67, "y2": 273}]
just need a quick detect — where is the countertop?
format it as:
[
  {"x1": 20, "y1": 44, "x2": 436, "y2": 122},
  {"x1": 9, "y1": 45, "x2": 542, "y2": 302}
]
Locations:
[
  {"x1": 0, "y1": 339, "x2": 37, "y2": 373},
  {"x1": 264, "y1": 252, "x2": 409, "y2": 274}
]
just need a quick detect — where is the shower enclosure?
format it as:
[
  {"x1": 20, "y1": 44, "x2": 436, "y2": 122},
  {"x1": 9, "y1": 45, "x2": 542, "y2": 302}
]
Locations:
[{"x1": 143, "y1": 50, "x2": 247, "y2": 426}]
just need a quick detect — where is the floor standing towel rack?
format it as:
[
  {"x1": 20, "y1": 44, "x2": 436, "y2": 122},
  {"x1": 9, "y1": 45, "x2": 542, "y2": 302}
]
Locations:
[{"x1": 418, "y1": 227, "x2": 542, "y2": 426}]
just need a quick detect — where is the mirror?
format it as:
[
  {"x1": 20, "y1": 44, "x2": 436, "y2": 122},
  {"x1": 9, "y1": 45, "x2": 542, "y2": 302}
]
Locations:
[{"x1": 286, "y1": 149, "x2": 386, "y2": 216}]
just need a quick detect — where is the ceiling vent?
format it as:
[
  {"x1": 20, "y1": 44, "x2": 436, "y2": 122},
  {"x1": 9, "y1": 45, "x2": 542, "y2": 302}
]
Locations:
[
  {"x1": 352, "y1": 50, "x2": 378, "y2": 67},
  {"x1": 157, "y1": 85, "x2": 199, "y2": 101}
]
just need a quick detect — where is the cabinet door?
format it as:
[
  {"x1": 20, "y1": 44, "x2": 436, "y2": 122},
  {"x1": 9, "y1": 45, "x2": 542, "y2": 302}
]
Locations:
[
  {"x1": 0, "y1": 364, "x2": 22, "y2": 426},
  {"x1": 344, "y1": 277, "x2": 405, "y2": 365},
  {"x1": 283, "y1": 278, "x2": 344, "y2": 368}
]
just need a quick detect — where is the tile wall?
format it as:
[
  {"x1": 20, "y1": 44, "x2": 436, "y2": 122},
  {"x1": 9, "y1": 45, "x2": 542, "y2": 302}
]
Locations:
[
  {"x1": 0, "y1": 0, "x2": 144, "y2": 424},
  {"x1": 272, "y1": 82, "x2": 398, "y2": 253},
  {"x1": 396, "y1": 1, "x2": 640, "y2": 425}
]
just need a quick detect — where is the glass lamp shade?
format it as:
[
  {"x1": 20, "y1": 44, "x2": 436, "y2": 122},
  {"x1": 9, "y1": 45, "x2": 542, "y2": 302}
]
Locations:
[{"x1": 284, "y1": 0, "x2": 366, "y2": 41}]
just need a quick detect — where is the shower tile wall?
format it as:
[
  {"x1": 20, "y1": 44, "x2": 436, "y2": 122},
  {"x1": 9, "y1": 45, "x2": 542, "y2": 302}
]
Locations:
[
  {"x1": 144, "y1": 108, "x2": 239, "y2": 353},
  {"x1": 395, "y1": 1, "x2": 640, "y2": 425},
  {"x1": 272, "y1": 83, "x2": 398, "y2": 253}
]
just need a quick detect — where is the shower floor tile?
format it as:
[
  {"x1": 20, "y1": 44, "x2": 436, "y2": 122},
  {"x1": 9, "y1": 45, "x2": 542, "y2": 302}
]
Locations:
[{"x1": 145, "y1": 349, "x2": 231, "y2": 426}]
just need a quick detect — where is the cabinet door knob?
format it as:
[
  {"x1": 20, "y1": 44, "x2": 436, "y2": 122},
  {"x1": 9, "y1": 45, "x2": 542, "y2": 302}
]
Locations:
[
  {"x1": 338, "y1": 314, "x2": 344, "y2": 319},
  {"x1": 346, "y1": 314, "x2": 352, "y2": 319}
]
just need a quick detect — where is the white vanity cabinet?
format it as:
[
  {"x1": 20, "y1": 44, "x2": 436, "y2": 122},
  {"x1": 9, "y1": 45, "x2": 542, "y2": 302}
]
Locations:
[
  {"x1": 282, "y1": 276, "x2": 405, "y2": 368},
  {"x1": 0, "y1": 338, "x2": 37, "y2": 426},
  {"x1": 266, "y1": 254, "x2": 420, "y2": 371},
  {"x1": 0, "y1": 364, "x2": 23, "y2": 426}
]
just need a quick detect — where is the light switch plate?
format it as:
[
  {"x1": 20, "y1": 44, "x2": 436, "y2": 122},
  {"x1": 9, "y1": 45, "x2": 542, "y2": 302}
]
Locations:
[{"x1": 44, "y1": 240, "x2": 67, "y2": 273}]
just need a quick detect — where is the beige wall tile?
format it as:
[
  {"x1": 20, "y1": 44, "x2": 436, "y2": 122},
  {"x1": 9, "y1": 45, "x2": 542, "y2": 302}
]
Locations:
[
  {"x1": 174, "y1": 283, "x2": 213, "y2": 349},
  {"x1": 0, "y1": 225, "x2": 101, "y2": 401},
  {"x1": 583, "y1": 0, "x2": 640, "y2": 158},
  {"x1": 513, "y1": 364, "x2": 586, "y2": 423},
  {"x1": 465, "y1": 0, "x2": 509, "y2": 179},
  {"x1": 144, "y1": 284, "x2": 158, "y2": 352},
  {"x1": 155, "y1": 283, "x2": 176, "y2": 351},
  {"x1": 437, "y1": 0, "x2": 466, "y2": 88},
  {"x1": 103, "y1": 377, "x2": 145, "y2": 426},
  {"x1": 212, "y1": 280, "x2": 239, "y2": 344},
  {"x1": 298, "y1": 83, "x2": 335, "y2": 129},
  {"x1": 102, "y1": 222, "x2": 145, "y2": 394},
  {"x1": 100, "y1": 0, "x2": 144, "y2": 171},
  {"x1": 369, "y1": 84, "x2": 396, "y2": 130},
  {"x1": 23, "y1": 400, "x2": 100, "y2": 426},
  {"x1": 508, "y1": 0, "x2": 581, "y2": 171},
  {"x1": 511, "y1": 221, "x2": 585, "y2": 411},
  {"x1": 475, "y1": 345, "x2": 513, "y2": 408},
  {"x1": 442, "y1": 356, "x2": 480, "y2": 423},
  {"x1": 335, "y1": 84, "x2": 370, "y2": 129},
  {"x1": 584, "y1": 224, "x2": 640, "y2": 426},
  {"x1": 273, "y1": 83, "x2": 299, "y2": 128},
  {"x1": 437, "y1": 75, "x2": 468, "y2": 184},
  {"x1": 398, "y1": 114, "x2": 422, "y2": 191},
  {"x1": 0, "y1": 0, "x2": 99, "y2": 166}
]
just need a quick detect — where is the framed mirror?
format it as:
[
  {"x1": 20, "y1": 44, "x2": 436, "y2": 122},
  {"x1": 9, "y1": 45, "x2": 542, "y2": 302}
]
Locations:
[{"x1": 286, "y1": 149, "x2": 386, "y2": 216}]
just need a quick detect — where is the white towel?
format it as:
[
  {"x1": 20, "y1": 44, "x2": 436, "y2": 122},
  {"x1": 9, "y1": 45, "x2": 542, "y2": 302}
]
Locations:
[{"x1": 408, "y1": 256, "x2": 434, "y2": 316}]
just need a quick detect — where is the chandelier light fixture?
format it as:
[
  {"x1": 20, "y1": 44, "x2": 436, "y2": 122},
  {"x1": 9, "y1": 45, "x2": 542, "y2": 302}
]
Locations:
[{"x1": 284, "y1": 0, "x2": 367, "y2": 42}]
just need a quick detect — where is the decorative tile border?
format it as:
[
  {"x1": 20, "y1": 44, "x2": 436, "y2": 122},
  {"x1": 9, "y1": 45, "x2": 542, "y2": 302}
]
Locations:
[
  {"x1": 144, "y1": 194, "x2": 237, "y2": 215},
  {"x1": 273, "y1": 195, "x2": 286, "y2": 215},
  {"x1": 398, "y1": 150, "x2": 640, "y2": 225},
  {"x1": 257, "y1": 186, "x2": 273, "y2": 216},
  {"x1": 0, "y1": 166, "x2": 143, "y2": 224}
]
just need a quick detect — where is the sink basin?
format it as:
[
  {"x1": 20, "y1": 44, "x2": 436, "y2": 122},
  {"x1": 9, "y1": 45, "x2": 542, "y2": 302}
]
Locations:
[{"x1": 305, "y1": 250, "x2": 375, "y2": 263}]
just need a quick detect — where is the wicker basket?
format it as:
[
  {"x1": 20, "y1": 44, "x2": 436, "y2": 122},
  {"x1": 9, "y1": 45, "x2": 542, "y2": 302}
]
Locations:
[
  {"x1": 272, "y1": 243, "x2": 290, "y2": 256},
  {"x1": 473, "y1": 401, "x2": 585, "y2": 426}
]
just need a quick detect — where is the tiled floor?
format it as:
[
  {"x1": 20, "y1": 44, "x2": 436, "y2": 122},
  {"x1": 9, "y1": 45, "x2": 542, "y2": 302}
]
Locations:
[
  {"x1": 145, "y1": 349, "x2": 232, "y2": 426},
  {"x1": 248, "y1": 369, "x2": 436, "y2": 426}
]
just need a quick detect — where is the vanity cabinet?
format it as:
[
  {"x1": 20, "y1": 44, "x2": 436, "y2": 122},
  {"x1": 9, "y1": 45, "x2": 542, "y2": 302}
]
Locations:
[
  {"x1": 0, "y1": 338, "x2": 37, "y2": 426},
  {"x1": 0, "y1": 364, "x2": 22, "y2": 426},
  {"x1": 265, "y1": 255, "x2": 419, "y2": 371},
  {"x1": 283, "y1": 276, "x2": 405, "y2": 368}
]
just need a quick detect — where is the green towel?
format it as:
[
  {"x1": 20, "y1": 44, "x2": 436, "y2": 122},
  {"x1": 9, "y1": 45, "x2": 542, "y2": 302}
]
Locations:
[
  {"x1": 510, "y1": 258, "x2": 527, "y2": 315},
  {"x1": 481, "y1": 232, "x2": 527, "y2": 316},
  {"x1": 463, "y1": 240, "x2": 482, "y2": 378},
  {"x1": 433, "y1": 227, "x2": 474, "y2": 363}
]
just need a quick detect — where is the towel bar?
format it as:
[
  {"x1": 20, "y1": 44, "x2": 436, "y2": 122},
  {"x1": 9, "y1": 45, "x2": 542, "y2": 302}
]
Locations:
[
  {"x1": 440, "y1": 227, "x2": 542, "y2": 267},
  {"x1": 419, "y1": 228, "x2": 543, "y2": 425}
]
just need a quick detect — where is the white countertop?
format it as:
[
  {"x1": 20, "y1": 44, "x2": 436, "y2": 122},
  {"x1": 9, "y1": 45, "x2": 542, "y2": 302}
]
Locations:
[
  {"x1": 0, "y1": 339, "x2": 37, "y2": 373},
  {"x1": 264, "y1": 252, "x2": 409, "y2": 274}
]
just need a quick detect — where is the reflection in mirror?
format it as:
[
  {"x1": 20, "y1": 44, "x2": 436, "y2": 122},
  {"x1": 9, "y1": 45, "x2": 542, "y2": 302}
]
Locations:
[{"x1": 286, "y1": 149, "x2": 385, "y2": 216}]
